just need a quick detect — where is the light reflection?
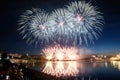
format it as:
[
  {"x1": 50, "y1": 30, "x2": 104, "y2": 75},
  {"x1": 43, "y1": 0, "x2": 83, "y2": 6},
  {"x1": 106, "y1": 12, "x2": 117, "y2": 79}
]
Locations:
[
  {"x1": 110, "y1": 54, "x2": 120, "y2": 61},
  {"x1": 104, "y1": 61, "x2": 108, "y2": 68},
  {"x1": 42, "y1": 61, "x2": 81, "y2": 77},
  {"x1": 111, "y1": 61, "x2": 120, "y2": 70}
]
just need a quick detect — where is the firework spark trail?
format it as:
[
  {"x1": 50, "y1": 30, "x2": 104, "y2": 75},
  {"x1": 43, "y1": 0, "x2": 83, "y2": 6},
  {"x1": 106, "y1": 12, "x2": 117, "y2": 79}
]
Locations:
[
  {"x1": 49, "y1": 9, "x2": 75, "y2": 45},
  {"x1": 18, "y1": 1, "x2": 104, "y2": 60},
  {"x1": 66, "y1": 1, "x2": 104, "y2": 45},
  {"x1": 18, "y1": 8, "x2": 52, "y2": 46},
  {"x1": 18, "y1": 1, "x2": 104, "y2": 47},
  {"x1": 42, "y1": 44, "x2": 83, "y2": 60}
]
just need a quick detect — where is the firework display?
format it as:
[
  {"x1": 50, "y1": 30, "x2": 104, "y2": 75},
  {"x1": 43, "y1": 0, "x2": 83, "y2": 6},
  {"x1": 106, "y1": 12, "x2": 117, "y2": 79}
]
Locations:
[
  {"x1": 66, "y1": 1, "x2": 104, "y2": 45},
  {"x1": 18, "y1": 8, "x2": 51, "y2": 46},
  {"x1": 42, "y1": 44, "x2": 83, "y2": 60},
  {"x1": 18, "y1": 1, "x2": 104, "y2": 60},
  {"x1": 18, "y1": 1, "x2": 104, "y2": 46}
]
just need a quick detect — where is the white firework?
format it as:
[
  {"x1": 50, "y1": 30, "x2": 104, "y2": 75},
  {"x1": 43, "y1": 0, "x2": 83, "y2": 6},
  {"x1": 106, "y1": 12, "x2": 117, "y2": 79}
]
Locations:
[
  {"x1": 18, "y1": 8, "x2": 51, "y2": 46},
  {"x1": 18, "y1": 1, "x2": 104, "y2": 46},
  {"x1": 48, "y1": 8, "x2": 74, "y2": 45},
  {"x1": 66, "y1": 1, "x2": 104, "y2": 45}
]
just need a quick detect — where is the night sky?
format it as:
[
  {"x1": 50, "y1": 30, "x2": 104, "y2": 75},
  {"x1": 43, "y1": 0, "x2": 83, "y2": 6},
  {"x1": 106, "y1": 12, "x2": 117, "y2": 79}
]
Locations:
[{"x1": 0, "y1": 0, "x2": 120, "y2": 54}]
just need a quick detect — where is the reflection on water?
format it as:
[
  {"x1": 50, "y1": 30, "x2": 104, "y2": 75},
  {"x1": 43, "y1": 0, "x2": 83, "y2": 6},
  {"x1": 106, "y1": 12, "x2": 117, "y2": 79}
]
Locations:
[
  {"x1": 22, "y1": 60, "x2": 120, "y2": 80},
  {"x1": 42, "y1": 61, "x2": 92, "y2": 77},
  {"x1": 42, "y1": 61, "x2": 79, "y2": 77},
  {"x1": 111, "y1": 61, "x2": 120, "y2": 70}
]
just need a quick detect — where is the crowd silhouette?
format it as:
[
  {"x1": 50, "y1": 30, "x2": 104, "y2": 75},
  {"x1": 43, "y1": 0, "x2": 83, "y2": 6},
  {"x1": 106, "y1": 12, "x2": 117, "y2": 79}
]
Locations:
[{"x1": 0, "y1": 52, "x2": 24, "y2": 80}]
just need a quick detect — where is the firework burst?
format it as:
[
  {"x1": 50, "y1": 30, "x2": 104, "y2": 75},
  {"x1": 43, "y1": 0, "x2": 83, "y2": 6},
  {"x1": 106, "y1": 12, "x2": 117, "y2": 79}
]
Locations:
[
  {"x1": 18, "y1": 1, "x2": 104, "y2": 46},
  {"x1": 66, "y1": 1, "x2": 104, "y2": 45},
  {"x1": 42, "y1": 44, "x2": 84, "y2": 60},
  {"x1": 48, "y1": 9, "x2": 74, "y2": 45},
  {"x1": 18, "y1": 8, "x2": 52, "y2": 46},
  {"x1": 18, "y1": 1, "x2": 104, "y2": 60}
]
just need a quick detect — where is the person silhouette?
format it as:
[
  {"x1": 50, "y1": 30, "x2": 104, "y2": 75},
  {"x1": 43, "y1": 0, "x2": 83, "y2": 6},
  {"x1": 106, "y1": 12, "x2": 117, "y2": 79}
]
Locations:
[{"x1": 1, "y1": 52, "x2": 12, "y2": 71}]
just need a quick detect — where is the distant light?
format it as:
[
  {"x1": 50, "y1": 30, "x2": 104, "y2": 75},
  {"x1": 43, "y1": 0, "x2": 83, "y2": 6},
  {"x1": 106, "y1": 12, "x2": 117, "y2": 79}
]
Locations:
[
  {"x1": 104, "y1": 56, "x2": 107, "y2": 58},
  {"x1": 26, "y1": 53, "x2": 29, "y2": 56},
  {"x1": 6, "y1": 56, "x2": 9, "y2": 60},
  {"x1": 6, "y1": 75, "x2": 10, "y2": 79}
]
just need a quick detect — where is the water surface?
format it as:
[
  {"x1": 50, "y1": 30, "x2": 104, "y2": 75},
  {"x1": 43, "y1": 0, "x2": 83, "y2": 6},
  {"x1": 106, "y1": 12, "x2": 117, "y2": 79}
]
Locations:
[{"x1": 24, "y1": 61, "x2": 120, "y2": 80}]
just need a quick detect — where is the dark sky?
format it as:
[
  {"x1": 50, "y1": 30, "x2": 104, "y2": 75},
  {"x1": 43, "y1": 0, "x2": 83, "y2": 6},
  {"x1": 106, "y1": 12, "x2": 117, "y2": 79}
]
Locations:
[{"x1": 0, "y1": 0, "x2": 120, "y2": 54}]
